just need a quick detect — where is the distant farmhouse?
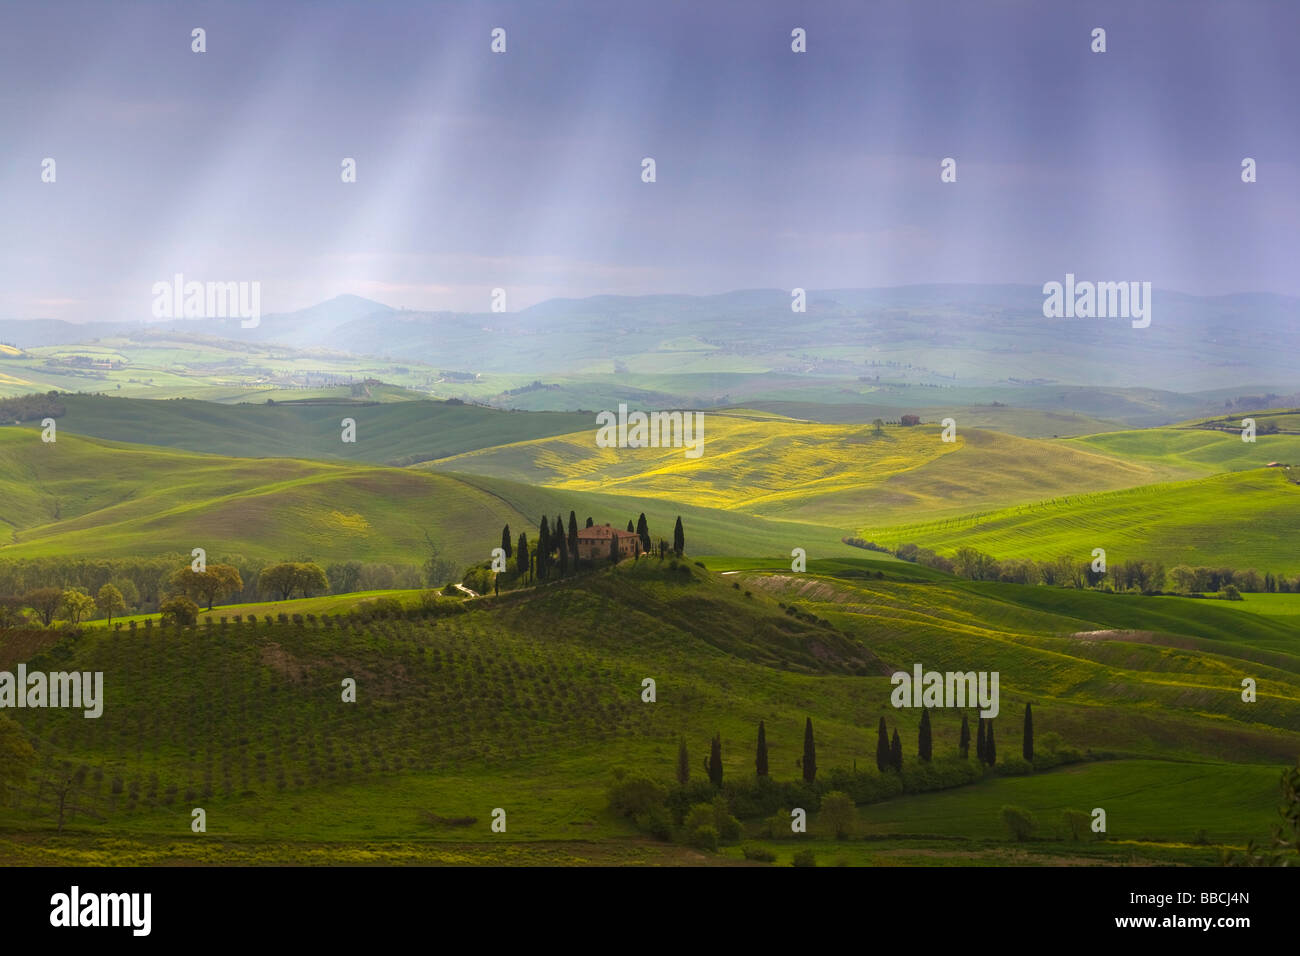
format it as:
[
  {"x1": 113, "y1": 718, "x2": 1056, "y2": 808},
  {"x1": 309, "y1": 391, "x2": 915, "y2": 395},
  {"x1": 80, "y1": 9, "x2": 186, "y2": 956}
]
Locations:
[{"x1": 576, "y1": 524, "x2": 643, "y2": 562}]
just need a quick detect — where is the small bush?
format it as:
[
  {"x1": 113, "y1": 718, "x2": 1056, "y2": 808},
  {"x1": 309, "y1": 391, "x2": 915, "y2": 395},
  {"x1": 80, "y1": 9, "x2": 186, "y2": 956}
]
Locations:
[
  {"x1": 689, "y1": 825, "x2": 719, "y2": 852},
  {"x1": 741, "y1": 842, "x2": 776, "y2": 862},
  {"x1": 791, "y1": 849, "x2": 817, "y2": 868},
  {"x1": 1001, "y1": 804, "x2": 1036, "y2": 842},
  {"x1": 1062, "y1": 809, "x2": 1090, "y2": 841}
]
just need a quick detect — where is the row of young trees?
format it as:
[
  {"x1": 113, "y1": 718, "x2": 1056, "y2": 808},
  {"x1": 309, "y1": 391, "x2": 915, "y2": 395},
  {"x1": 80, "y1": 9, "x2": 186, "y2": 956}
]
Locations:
[
  {"x1": 1, "y1": 560, "x2": 338, "y2": 628},
  {"x1": 679, "y1": 705, "x2": 1038, "y2": 789}
]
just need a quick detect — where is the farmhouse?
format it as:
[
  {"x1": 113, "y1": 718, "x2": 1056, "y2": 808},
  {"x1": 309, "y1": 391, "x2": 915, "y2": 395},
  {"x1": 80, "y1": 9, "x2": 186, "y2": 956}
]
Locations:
[{"x1": 576, "y1": 524, "x2": 642, "y2": 562}]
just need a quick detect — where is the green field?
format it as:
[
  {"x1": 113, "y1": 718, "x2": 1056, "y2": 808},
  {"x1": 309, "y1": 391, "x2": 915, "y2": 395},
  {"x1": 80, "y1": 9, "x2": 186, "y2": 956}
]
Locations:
[
  {"x1": 2, "y1": 558, "x2": 1296, "y2": 865},
  {"x1": 870, "y1": 468, "x2": 1300, "y2": 575}
]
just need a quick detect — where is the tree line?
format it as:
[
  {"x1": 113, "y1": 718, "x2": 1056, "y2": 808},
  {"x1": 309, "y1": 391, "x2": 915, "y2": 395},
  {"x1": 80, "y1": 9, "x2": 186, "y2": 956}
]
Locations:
[{"x1": 845, "y1": 538, "x2": 1300, "y2": 595}]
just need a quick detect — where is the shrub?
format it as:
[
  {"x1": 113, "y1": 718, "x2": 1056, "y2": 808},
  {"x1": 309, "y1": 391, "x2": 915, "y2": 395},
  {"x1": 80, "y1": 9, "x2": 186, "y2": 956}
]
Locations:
[
  {"x1": 159, "y1": 596, "x2": 199, "y2": 626},
  {"x1": 607, "y1": 775, "x2": 667, "y2": 819},
  {"x1": 634, "y1": 806, "x2": 673, "y2": 841},
  {"x1": 1063, "y1": 809, "x2": 1090, "y2": 841},
  {"x1": 741, "y1": 842, "x2": 777, "y2": 862},
  {"x1": 689, "y1": 825, "x2": 719, "y2": 852},
  {"x1": 819, "y1": 790, "x2": 857, "y2": 839},
  {"x1": 1001, "y1": 805, "x2": 1036, "y2": 842},
  {"x1": 791, "y1": 849, "x2": 817, "y2": 867}
]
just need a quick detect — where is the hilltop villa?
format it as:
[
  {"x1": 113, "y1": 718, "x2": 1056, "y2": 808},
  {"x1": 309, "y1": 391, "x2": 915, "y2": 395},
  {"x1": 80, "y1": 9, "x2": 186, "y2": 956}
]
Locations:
[{"x1": 576, "y1": 524, "x2": 643, "y2": 562}]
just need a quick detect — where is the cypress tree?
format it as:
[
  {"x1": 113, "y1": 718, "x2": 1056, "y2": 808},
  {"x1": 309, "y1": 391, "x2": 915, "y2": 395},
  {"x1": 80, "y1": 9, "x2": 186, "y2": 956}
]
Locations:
[
  {"x1": 959, "y1": 714, "x2": 971, "y2": 759},
  {"x1": 636, "y1": 513, "x2": 650, "y2": 552},
  {"x1": 501, "y1": 525, "x2": 512, "y2": 559},
  {"x1": 586, "y1": 516, "x2": 594, "y2": 527},
  {"x1": 890, "y1": 729, "x2": 902, "y2": 772},
  {"x1": 918, "y1": 708, "x2": 932, "y2": 762},
  {"x1": 986, "y1": 720, "x2": 997, "y2": 766},
  {"x1": 557, "y1": 534, "x2": 568, "y2": 576},
  {"x1": 538, "y1": 517, "x2": 550, "y2": 580},
  {"x1": 609, "y1": 533, "x2": 619, "y2": 564},
  {"x1": 802, "y1": 717, "x2": 817, "y2": 783},
  {"x1": 876, "y1": 717, "x2": 890, "y2": 772},
  {"x1": 673, "y1": 516, "x2": 685, "y2": 556},
  {"x1": 756, "y1": 720, "x2": 768, "y2": 777},
  {"x1": 516, "y1": 533, "x2": 528, "y2": 576},
  {"x1": 1023, "y1": 703, "x2": 1033, "y2": 762},
  {"x1": 976, "y1": 716, "x2": 986, "y2": 762},
  {"x1": 676, "y1": 736, "x2": 690, "y2": 785},
  {"x1": 706, "y1": 733, "x2": 723, "y2": 788},
  {"x1": 568, "y1": 511, "x2": 579, "y2": 558},
  {"x1": 627, "y1": 519, "x2": 635, "y2": 533}
]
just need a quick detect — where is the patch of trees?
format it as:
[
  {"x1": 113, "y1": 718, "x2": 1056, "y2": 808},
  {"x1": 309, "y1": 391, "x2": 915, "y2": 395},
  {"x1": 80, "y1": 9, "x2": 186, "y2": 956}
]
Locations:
[
  {"x1": 607, "y1": 712, "x2": 1085, "y2": 851},
  {"x1": 258, "y1": 562, "x2": 328, "y2": 601},
  {"x1": 854, "y1": 540, "x2": 1300, "y2": 595},
  {"x1": 0, "y1": 391, "x2": 64, "y2": 423}
]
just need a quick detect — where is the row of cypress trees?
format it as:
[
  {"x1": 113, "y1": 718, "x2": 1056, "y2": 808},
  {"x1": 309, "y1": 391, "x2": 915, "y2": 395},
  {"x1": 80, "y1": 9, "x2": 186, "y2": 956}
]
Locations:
[
  {"x1": 498, "y1": 512, "x2": 687, "y2": 584},
  {"x1": 682, "y1": 705, "x2": 1036, "y2": 787}
]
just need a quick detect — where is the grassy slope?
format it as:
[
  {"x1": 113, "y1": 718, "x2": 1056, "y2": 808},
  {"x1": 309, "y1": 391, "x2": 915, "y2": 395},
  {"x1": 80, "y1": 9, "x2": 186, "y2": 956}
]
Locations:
[
  {"x1": 426, "y1": 416, "x2": 1179, "y2": 526},
  {"x1": 14, "y1": 393, "x2": 592, "y2": 465},
  {"x1": 2, "y1": 560, "x2": 1296, "y2": 864},
  {"x1": 0, "y1": 429, "x2": 857, "y2": 566},
  {"x1": 1071, "y1": 427, "x2": 1300, "y2": 473},
  {"x1": 869, "y1": 468, "x2": 1300, "y2": 575}
]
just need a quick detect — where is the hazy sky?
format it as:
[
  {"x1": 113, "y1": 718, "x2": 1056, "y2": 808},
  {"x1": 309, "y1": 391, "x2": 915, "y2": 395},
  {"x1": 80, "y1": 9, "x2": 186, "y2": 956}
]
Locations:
[{"x1": 2, "y1": 0, "x2": 1297, "y2": 321}]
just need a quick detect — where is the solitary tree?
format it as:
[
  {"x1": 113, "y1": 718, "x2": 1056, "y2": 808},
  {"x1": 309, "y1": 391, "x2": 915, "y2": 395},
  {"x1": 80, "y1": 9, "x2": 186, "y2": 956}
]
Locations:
[
  {"x1": 60, "y1": 588, "x2": 95, "y2": 625},
  {"x1": 673, "y1": 516, "x2": 685, "y2": 556},
  {"x1": 918, "y1": 708, "x2": 932, "y2": 762},
  {"x1": 676, "y1": 736, "x2": 690, "y2": 785},
  {"x1": 959, "y1": 714, "x2": 971, "y2": 759},
  {"x1": 876, "y1": 717, "x2": 891, "y2": 772},
  {"x1": 890, "y1": 729, "x2": 903, "y2": 772},
  {"x1": 636, "y1": 513, "x2": 650, "y2": 552},
  {"x1": 292, "y1": 563, "x2": 328, "y2": 599},
  {"x1": 501, "y1": 525, "x2": 512, "y2": 559},
  {"x1": 802, "y1": 717, "x2": 817, "y2": 783},
  {"x1": 705, "y1": 733, "x2": 723, "y2": 788},
  {"x1": 756, "y1": 720, "x2": 769, "y2": 777},
  {"x1": 24, "y1": 587, "x2": 62, "y2": 627},
  {"x1": 170, "y1": 564, "x2": 244, "y2": 610},
  {"x1": 1023, "y1": 703, "x2": 1034, "y2": 762},
  {"x1": 95, "y1": 583, "x2": 126, "y2": 627}
]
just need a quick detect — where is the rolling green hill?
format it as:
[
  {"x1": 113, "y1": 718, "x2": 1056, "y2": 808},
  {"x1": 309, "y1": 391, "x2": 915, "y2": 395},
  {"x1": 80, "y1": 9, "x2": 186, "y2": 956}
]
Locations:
[
  {"x1": 2, "y1": 558, "x2": 1295, "y2": 865},
  {"x1": 0, "y1": 427, "x2": 858, "y2": 567},
  {"x1": 425, "y1": 416, "x2": 1183, "y2": 527},
  {"x1": 869, "y1": 468, "x2": 1300, "y2": 575},
  {"x1": 1071, "y1": 426, "x2": 1300, "y2": 474},
  {"x1": 5, "y1": 393, "x2": 591, "y2": 466}
]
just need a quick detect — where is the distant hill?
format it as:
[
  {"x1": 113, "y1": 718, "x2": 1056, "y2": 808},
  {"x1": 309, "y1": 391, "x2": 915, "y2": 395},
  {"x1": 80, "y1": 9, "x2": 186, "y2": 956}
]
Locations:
[{"x1": 14, "y1": 393, "x2": 592, "y2": 466}]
